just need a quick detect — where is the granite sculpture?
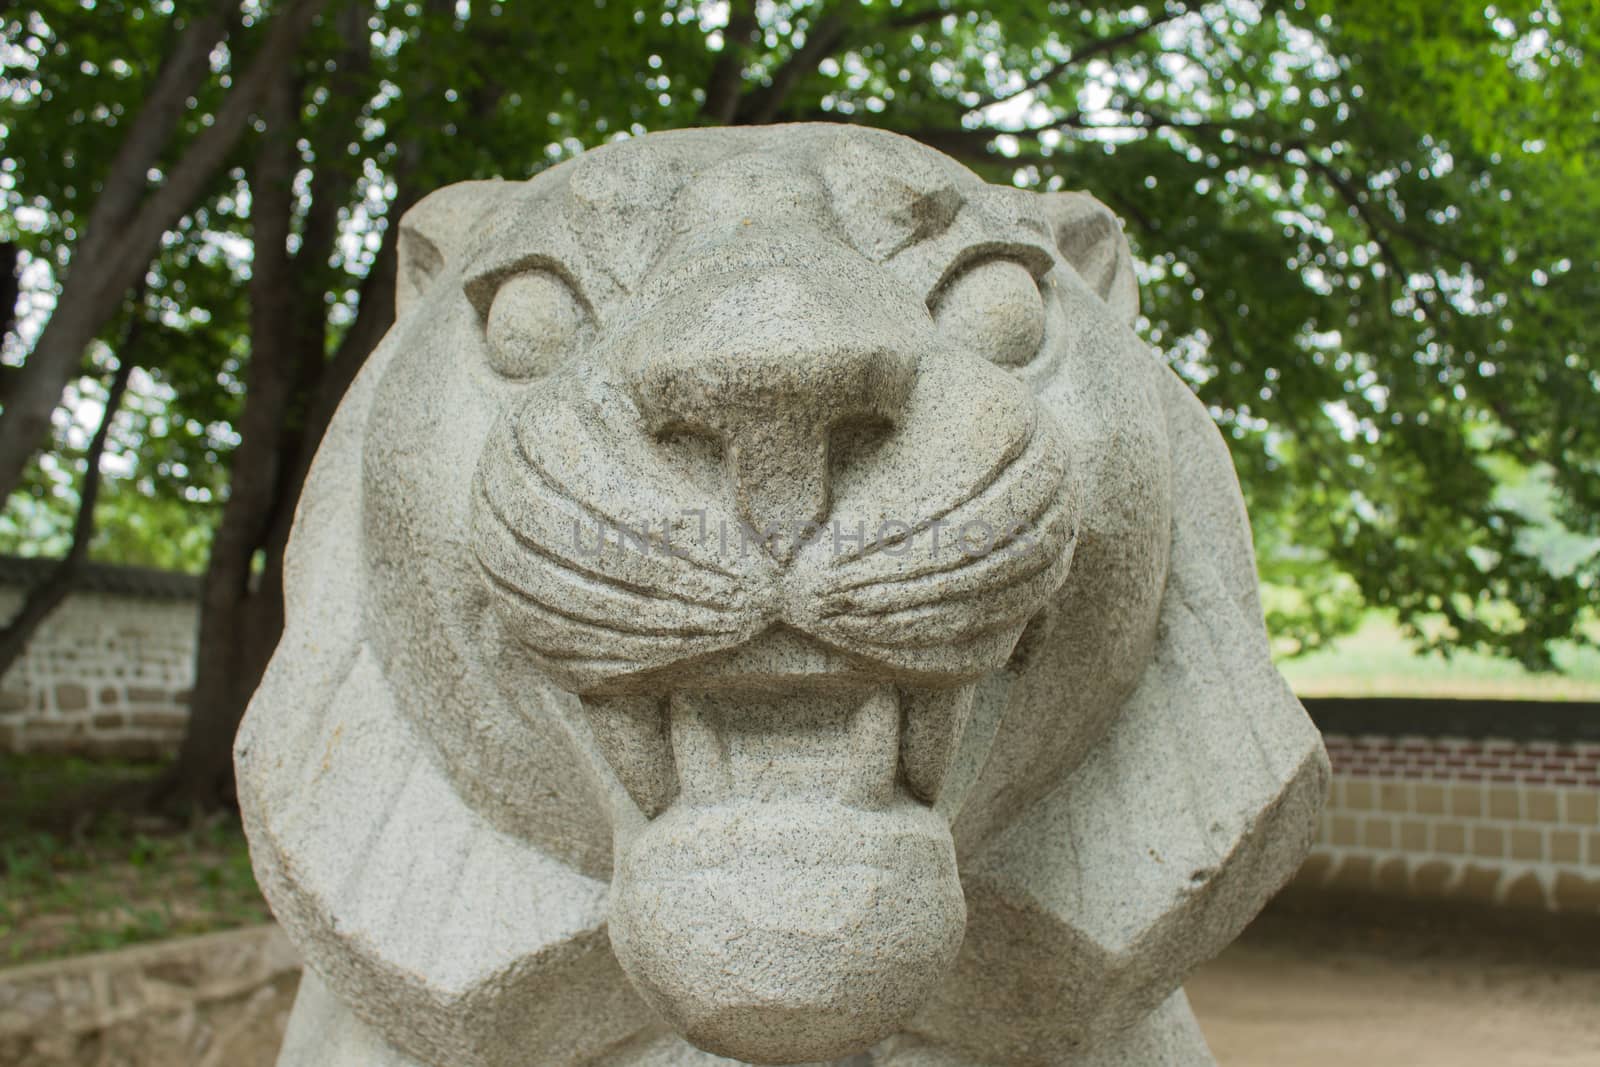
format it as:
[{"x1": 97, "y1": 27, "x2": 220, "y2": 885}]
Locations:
[{"x1": 236, "y1": 123, "x2": 1329, "y2": 1067}]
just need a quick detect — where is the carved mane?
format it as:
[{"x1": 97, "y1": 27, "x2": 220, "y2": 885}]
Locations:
[{"x1": 239, "y1": 124, "x2": 1327, "y2": 1067}]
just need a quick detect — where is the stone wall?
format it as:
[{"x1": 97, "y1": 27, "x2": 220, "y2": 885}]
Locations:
[
  {"x1": 0, "y1": 560, "x2": 199, "y2": 759},
  {"x1": 5, "y1": 563, "x2": 1598, "y2": 920},
  {"x1": 0, "y1": 925, "x2": 298, "y2": 1067},
  {"x1": 1295, "y1": 729, "x2": 1600, "y2": 914}
]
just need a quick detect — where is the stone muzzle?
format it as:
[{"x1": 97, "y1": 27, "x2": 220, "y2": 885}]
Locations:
[{"x1": 603, "y1": 685, "x2": 967, "y2": 1064}]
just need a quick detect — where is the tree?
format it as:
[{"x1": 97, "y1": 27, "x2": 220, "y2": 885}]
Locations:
[
  {"x1": 3, "y1": 0, "x2": 1595, "y2": 808},
  {"x1": 155, "y1": 0, "x2": 698, "y2": 807},
  {"x1": 0, "y1": 0, "x2": 330, "y2": 505},
  {"x1": 0, "y1": 296, "x2": 141, "y2": 674}
]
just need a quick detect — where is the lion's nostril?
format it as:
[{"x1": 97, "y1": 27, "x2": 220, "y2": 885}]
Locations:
[
  {"x1": 617, "y1": 264, "x2": 921, "y2": 562},
  {"x1": 652, "y1": 420, "x2": 726, "y2": 496},
  {"x1": 828, "y1": 414, "x2": 896, "y2": 491}
]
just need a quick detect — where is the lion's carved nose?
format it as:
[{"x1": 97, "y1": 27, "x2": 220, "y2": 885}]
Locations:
[{"x1": 623, "y1": 265, "x2": 920, "y2": 558}]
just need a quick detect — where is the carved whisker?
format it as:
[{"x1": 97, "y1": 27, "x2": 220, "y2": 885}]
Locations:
[
  {"x1": 511, "y1": 410, "x2": 747, "y2": 582},
  {"x1": 241, "y1": 124, "x2": 1327, "y2": 1067},
  {"x1": 474, "y1": 481, "x2": 750, "y2": 617},
  {"x1": 814, "y1": 551, "x2": 1073, "y2": 650},
  {"x1": 821, "y1": 494, "x2": 1076, "y2": 613},
  {"x1": 478, "y1": 567, "x2": 748, "y2": 644},
  {"x1": 824, "y1": 414, "x2": 1038, "y2": 566}
]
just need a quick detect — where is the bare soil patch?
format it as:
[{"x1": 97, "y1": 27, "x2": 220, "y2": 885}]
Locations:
[
  {"x1": 1190, "y1": 896, "x2": 1600, "y2": 1067},
  {"x1": 6, "y1": 891, "x2": 1600, "y2": 1065}
]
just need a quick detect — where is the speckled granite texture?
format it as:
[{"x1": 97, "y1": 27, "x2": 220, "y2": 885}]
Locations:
[{"x1": 237, "y1": 124, "x2": 1328, "y2": 1066}]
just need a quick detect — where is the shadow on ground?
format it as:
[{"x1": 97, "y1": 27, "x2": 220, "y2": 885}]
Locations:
[
  {"x1": 1190, "y1": 893, "x2": 1600, "y2": 1067},
  {"x1": 4, "y1": 891, "x2": 1600, "y2": 1066}
]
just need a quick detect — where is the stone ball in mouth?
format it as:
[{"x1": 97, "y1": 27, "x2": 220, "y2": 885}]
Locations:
[{"x1": 601, "y1": 683, "x2": 969, "y2": 1064}]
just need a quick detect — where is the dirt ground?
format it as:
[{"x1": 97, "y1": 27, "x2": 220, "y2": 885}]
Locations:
[
  {"x1": 1189, "y1": 899, "x2": 1600, "y2": 1067},
  {"x1": 5, "y1": 898, "x2": 1600, "y2": 1066}
]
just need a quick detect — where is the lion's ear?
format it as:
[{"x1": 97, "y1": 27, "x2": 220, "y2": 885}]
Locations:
[
  {"x1": 1040, "y1": 191, "x2": 1139, "y2": 325},
  {"x1": 396, "y1": 180, "x2": 512, "y2": 317}
]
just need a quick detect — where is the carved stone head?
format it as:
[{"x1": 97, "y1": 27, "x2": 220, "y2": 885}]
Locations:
[{"x1": 238, "y1": 124, "x2": 1327, "y2": 1067}]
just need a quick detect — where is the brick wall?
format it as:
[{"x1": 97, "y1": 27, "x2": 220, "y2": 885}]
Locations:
[
  {"x1": 5, "y1": 559, "x2": 1598, "y2": 919},
  {"x1": 0, "y1": 582, "x2": 198, "y2": 760},
  {"x1": 1295, "y1": 733, "x2": 1600, "y2": 913}
]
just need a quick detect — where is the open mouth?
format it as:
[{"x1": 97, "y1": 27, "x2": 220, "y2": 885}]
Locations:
[
  {"x1": 465, "y1": 363, "x2": 1077, "y2": 1061},
  {"x1": 580, "y1": 626, "x2": 981, "y2": 818},
  {"x1": 590, "y1": 649, "x2": 978, "y2": 1064}
]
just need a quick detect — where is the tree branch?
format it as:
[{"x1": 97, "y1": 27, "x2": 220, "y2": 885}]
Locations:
[
  {"x1": 79, "y1": 0, "x2": 236, "y2": 242},
  {"x1": 0, "y1": 238, "x2": 17, "y2": 369},
  {"x1": 741, "y1": 13, "x2": 848, "y2": 125},
  {"x1": 93, "y1": 0, "x2": 330, "y2": 311},
  {"x1": 702, "y1": 0, "x2": 761, "y2": 125},
  {"x1": 0, "y1": 0, "x2": 330, "y2": 508},
  {"x1": 885, "y1": 6, "x2": 965, "y2": 31},
  {"x1": 970, "y1": 7, "x2": 1187, "y2": 110},
  {"x1": 0, "y1": 329, "x2": 138, "y2": 675}
]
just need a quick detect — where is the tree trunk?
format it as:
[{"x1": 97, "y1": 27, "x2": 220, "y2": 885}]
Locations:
[
  {"x1": 156, "y1": 11, "x2": 396, "y2": 809},
  {"x1": 154, "y1": 196, "x2": 408, "y2": 811},
  {"x1": 0, "y1": 0, "x2": 330, "y2": 507},
  {"x1": 0, "y1": 240, "x2": 18, "y2": 345},
  {"x1": 156, "y1": 0, "x2": 487, "y2": 810},
  {"x1": 155, "y1": 69, "x2": 304, "y2": 811},
  {"x1": 0, "y1": 344, "x2": 138, "y2": 674},
  {"x1": 0, "y1": 239, "x2": 18, "y2": 406}
]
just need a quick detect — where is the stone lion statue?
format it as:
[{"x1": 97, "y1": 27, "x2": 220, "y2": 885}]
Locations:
[{"x1": 237, "y1": 124, "x2": 1327, "y2": 1067}]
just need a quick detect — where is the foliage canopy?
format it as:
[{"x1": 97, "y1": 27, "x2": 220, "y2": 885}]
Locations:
[{"x1": 2, "y1": 0, "x2": 1597, "y2": 667}]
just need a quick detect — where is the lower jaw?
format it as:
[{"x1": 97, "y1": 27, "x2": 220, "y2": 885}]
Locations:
[{"x1": 601, "y1": 685, "x2": 970, "y2": 1064}]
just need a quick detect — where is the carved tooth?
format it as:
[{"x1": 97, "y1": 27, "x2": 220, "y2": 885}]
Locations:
[
  {"x1": 842, "y1": 687, "x2": 900, "y2": 811},
  {"x1": 900, "y1": 683, "x2": 978, "y2": 804},
  {"x1": 579, "y1": 694, "x2": 676, "y2": 817},
  {"x1": 666, "y1": 694, "x2": 732, "y2": 806}
]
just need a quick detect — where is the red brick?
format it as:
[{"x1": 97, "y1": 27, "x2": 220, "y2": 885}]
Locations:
[
  {"x1": 1292, "y1": 853, "x2": 1334, "y2": 889},
  {"x1": 1375, "y1": 857, "x2": 1410, "y2": 894},
  {"x1": 54, "y1": 684, "x2": 88, "y2": 711},
  {"x1": 129, "y1": 711, "x2": 187, "y2": 730},
  {"x1": 1326, "y1": 855, "x2": 1376, "y2": 893},
  {"x1": 1503, "y1": 872, "x2": 1547, "y2": 911},
  {"x1": 1553, "y1": 871, "x2": 1600, "y2": 913},
  {"x1": 1455, "y1": 865, "x2": 1503, "y2": 905},
  {"x1": 1411, "y1": 861, "x2": 1455, "y2": 896}
]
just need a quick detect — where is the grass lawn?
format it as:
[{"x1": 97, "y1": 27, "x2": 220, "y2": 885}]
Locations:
[
  {"x1": 2, "y1": 613, "x2": 1595, "y2": 969},
  {"x1": 0, "y1": 754, "x2": 268, "y2": 967},
  {"x1": 1277, "y1": 612, "x2": 1600, "y2": 701}
]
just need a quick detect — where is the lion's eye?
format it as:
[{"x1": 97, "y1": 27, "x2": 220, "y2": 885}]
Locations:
[
  {"x1": 484, "y1": 270, "x2": 586, "y2": 380},
  {"x1": 931, "y1": 259, "x2": 1046, "y2": 367}
]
